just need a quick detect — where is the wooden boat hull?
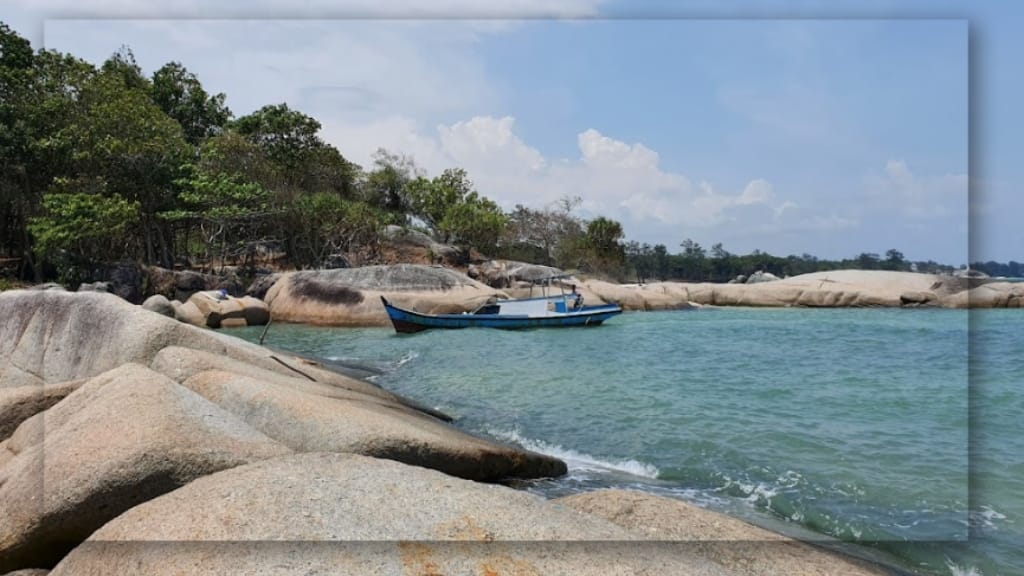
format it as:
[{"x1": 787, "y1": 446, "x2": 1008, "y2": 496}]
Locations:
[{"x1": 380, "y1": 297, "x2": 622, "y2": 333}]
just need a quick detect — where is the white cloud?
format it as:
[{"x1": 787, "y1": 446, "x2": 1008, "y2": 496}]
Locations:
[
  {"x1": 738, "y1": 179, "x2": 773, "y2": 205},
  {"x1": 866, "y1": 159, "x2": 967, "y2": 219},
  {"x1": 325, "y1": 113, "x2": 802, "y2": 245}
]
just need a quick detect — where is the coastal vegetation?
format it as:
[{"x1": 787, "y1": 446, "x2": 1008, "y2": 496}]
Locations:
[{"x1": 1, "y1": 23, "x2": 1017, "y2": 292}]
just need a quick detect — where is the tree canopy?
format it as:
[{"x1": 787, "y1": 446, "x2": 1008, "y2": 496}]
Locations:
[{"x1": 0, "y1": 21, "x2": 996, "y2": 288}]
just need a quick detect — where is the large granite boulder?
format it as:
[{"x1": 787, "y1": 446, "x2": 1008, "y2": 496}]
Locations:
[
  {"x1": 50, "y1": 454, "x2": 900, "y2": 576},
  {"x1": 0, "y1": 290, "x2": 262, "y2": 387},
  {"x1": 0, "y1": 290, "x2": 573, "y2": 570},
  {"x1": 574, "y1": 279, "x2": 695, "y2": 311},
  {"x1": 49, "y1": 453, "x2": 673, "y2": 576},
  {"x1": 140, "y1": 294, "x2": 175, "y2": 317},
  {"x1": 468, "y1": 260, "x2": 565, "y2": 288},
  {"x1": 382, "y1": 225, "x2": 468, "y2": 265},
  {"x1": 582, "y1": 270, "x2": 1019, "y2": 310},
  {"x1": 0, "y1": 291, "x2": 561, "y2": 475},
  {"x1": 586, "y1": 270, "x2": 946, "y2": 309},
  {"x1": 145, "y1": 266, "x2": 244, "y2": 303},
  {"x1": 100, "y1": 260, "x2": 145, "y2": 303},
  {"x1": 0, "y1": 363, "x2": 290, "y2": 573},
  {"x1": 557, "y1": 489, "x2": 894, "y2": 576},
  {"x1": 745, "y1": 270, "x2": 781, "y2": 284},
  {"x1": 178, "y1": 368, "x2": 564, "y2": 481},
  {"x1": 940, "y1": 281, "x2": 1023, "y2": 308},
  {"x1": 264, "y1": 264, "x2": 504, "y2": 325},
  {"x1": 246, "y1": 272, "x2": 282, "y2": 299},
  {"x1": 0, "y1": 379, "x2": 82, "y2": 441},
  {"x1": 183, "y1": 291, "x2": 270, "y2": 328}
]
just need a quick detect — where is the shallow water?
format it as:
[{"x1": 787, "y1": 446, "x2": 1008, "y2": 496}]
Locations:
[{"x1": 226, "y1": 307, "x2": 1021, "y2": 576}]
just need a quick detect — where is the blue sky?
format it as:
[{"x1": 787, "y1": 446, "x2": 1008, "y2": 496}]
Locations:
[{"x1": 3, "y1": 1, "x2": 1020, "y2": 266}]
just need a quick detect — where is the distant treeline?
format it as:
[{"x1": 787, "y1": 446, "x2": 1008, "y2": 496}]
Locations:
[
  {"x1": 622, "y1": 243, "x2": 962, "y2": 283},
  {"x1": 968, "y1": 261, "x2": 1023, "y2": 279},
  {"x1": 0, "y1": 23, "x2": 1005, "y2": 288}
]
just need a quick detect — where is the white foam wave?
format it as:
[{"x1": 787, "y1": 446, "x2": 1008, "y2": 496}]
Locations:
[
  {"x1": 395, "y1": 350, "x2": 419, "y2": 368},
  {"x1": 945, "y1": 559, "x2": 984, "y2": 576},
  {"x1": 717, "y1": 477, "x2": 779, "y2": 504},
  {"x1": 968, "y1": 505, "x2": 1010, "y2": 531},
  {"x1": 490, "y1": 429, "x2": 660, "y2": 479}
]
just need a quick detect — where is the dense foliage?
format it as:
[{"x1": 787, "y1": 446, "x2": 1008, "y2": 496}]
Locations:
[{"x1": 0, "y1": 22, "x2": 1009, "y2": 287}]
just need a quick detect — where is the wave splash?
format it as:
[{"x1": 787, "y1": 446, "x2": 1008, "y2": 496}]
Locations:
[{"x1": 490, "y1": 428, "x2": 660, "y2": 480}]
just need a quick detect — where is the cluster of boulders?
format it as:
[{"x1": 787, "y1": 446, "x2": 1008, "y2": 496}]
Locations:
[
  {"x1": 0, "y1": 289, "x2": 901, "y2": 575},
  {"x1": 581, "y1": 270, "x2": 1021, "y2": 311},
  {"x1": 248, "y1": 265, "x2": 1023, "y2": 328},
  {"x1": 142, "y1": 291, "x2": 270, "y2": 328},
  {"x1": 467, "y1": 259, "x2": 565, "y2": 288},
  {"x1": 18, "y1": 262, "x2": 1024, "y2": 333},
  {"x1": 381, "y1": 225, "x2": 468, "y2": 266}
]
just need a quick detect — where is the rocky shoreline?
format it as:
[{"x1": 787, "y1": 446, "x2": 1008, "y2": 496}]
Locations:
[
  {"x1": 0, "y1": 289, "x2": 911, "y2": 575},
  {"x1": 24, "y1": 264, "x2": 1019, "y2": 331},
  {"x1": 255, "y1": 266, "x2": 1020, "y2": 328}
]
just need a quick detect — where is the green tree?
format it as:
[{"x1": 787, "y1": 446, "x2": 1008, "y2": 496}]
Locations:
[
  {"x1": 59, "y1": 68, "x2": 191, "y2": 266},
  {"x1": 28, "y1": 182, "x2": 140, "y2": 284},
  {"x1": 151, "y1": 61, "x2": 231, "y2": 144},
  {"x1": 883, "y1": 248, "x2": 906, "y2": 271},
  {"x1": 101, "y1": 46, "x2": 149, "y2": 92},
  {"x1": 678, "y1": 238, "x2": 708, "y2": 280},
  {"x1": 856, "y1": 252, "x2": 881, "y2": 270},
  {"x1": 403, "y1": 168, "x2": 508, "y2": 252},
  {"x1": 582, "y1": 216, "x2": 626, "y2": 277},
  {"x1": 407, "y1": 168, "x2": 472, "y2": 239},
  {"x1": 0, "y1": 23, "x2": 35, "y2": 262},
  {"x1": 289, "y1": 193, "x2": 387, "y2": 268},
  {"x1": 1, "y1": 33, "x2": 97, "y2": 278},
  {"x1": 231, "y1": 103, "x2": 322, "y2": 170},
  {"x1": 362, "y1": 148, "x2": 420, "y2": 214},
  {"x1": 652, "y1": 244, "x2": 670, "y2": 281},
  {"x1": 439, "y1": 195, "x2": 507, "y2": 254},
  {"x1": 231, "y1": 103, "x2": 359, "y2": 198},
  {"x1": 163, "y1": 166, "x2": 275, "y2": 272}
]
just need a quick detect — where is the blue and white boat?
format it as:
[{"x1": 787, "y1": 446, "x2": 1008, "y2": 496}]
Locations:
[{"x1": 380, "y1": 278, "x2": 622, "y2": 333}]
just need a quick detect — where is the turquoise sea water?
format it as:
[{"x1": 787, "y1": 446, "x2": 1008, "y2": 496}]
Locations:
[{"x1": 226, "y1": 308, "x2": 1021, "y2": 576}]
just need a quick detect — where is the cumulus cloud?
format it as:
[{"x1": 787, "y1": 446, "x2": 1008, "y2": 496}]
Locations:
[
  {"x1": 325, "y1": 113, "x2": 800, "y2": 245},
  {"x1": 865, "y1": 159, "x2": 967, "y2": 219}
]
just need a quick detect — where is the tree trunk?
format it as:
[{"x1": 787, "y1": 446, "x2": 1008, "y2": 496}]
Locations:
[
  {"x1": 155, "y1": 221, "x2": 171, "y2": 269},
  {"x1": 143, "y1": 216, "x2": 154, "y2": 265}
]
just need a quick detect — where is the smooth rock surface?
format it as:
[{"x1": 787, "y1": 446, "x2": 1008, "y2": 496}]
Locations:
[
  {"x1": 50, "y1": 454, "x2": 902, "y2": 576},
  {"x1": 50, "y1": 453, "x2": 722, "y2": 576},
  {"x1": 0, "y1": 364, "x2": 290, "y2": 572},
  {"x1": 468, "y1": 259, "x2": 565, "y2": 288},
  {"x1": 0, "y1": 380, "x2": 82, "y2": 441},
  {"x1": 185, "y1": 291, "x2": 270, "y2": 328},
  {"x1": 264, "y1": 264, "x2": 503, "y2": 325},
  {"x1": 140, "y1": 294, "x2": 174, "y2": 317},
  {"x1": 179, "y1": 369, "x2": 565, "y2": 481},
  {"x1": 558, "y1": 489, "x2": 895, "y2": 576},
  {"x1": 583, "y1": 270, "x2": 1018, "y2": 309}
]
